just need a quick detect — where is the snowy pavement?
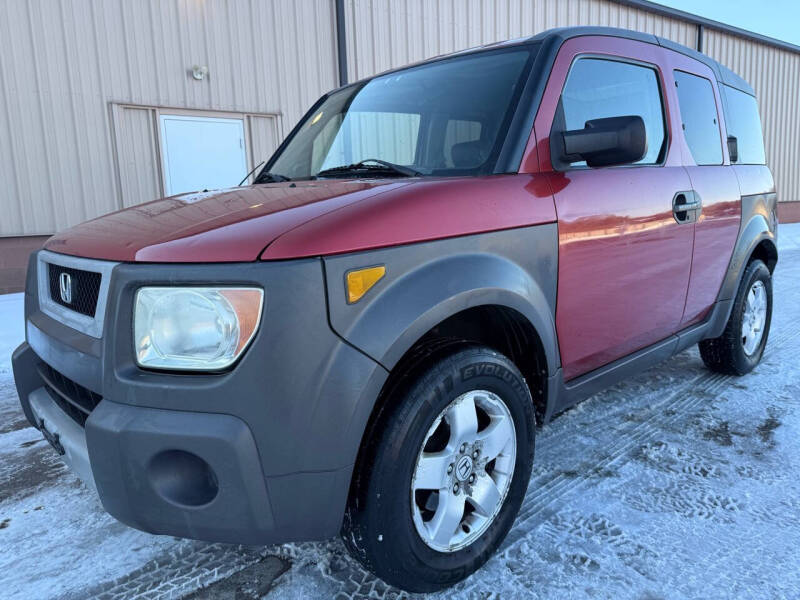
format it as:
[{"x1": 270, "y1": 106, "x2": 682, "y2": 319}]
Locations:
[{"x1": 2, "y1": 225, "x2": 800, "y2": 599}]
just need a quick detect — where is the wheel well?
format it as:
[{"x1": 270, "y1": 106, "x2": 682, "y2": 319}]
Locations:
[
  {"x1": 750, "y1": 239, "x2": 778, "y2": 273},
  {"x1": 343, "y1": 305, "x2": 550, "y2": 524},
  {"x1": 376, "y1": 305, "x2": 549, "y2": 426}
]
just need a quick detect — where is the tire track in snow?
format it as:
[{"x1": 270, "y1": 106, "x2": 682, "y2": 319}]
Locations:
[{"x1": 503, "y1": 319, "x2": 800, "y2": 550}]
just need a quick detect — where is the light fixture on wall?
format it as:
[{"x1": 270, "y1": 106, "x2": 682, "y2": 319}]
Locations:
[{"x1": 191, "y1": 65, "x2": 209, "y2": 81}]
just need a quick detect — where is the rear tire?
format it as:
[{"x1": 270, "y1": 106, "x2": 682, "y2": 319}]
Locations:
[
  {"x1": 699, "y1": 259, "x2": 772, "y2": 375},
  {"x1": 342, "y1": 346, "x2": 535, "y2": 592}
]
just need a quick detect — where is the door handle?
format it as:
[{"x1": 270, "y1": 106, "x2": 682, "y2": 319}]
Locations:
[
  {"x1": 674, "y1": 200, "x2": 700, "y2": 212},
  {"x1": 672, "y1": 191, "x2": 701, "y2": 224}
]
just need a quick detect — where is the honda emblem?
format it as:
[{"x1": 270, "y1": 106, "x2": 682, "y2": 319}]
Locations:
[{"x1": 59, "y1": 272, "x2": 73, "y2": 304}]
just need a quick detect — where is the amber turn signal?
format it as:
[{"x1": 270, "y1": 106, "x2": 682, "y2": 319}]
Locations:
[{"x1": 346, "y1": 266, "x2": 386, "y2": 304}]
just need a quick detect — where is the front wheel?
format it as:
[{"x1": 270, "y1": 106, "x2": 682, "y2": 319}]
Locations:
[
  {"x1": 699, "y1": 258, "x2": 772, "y2": 375},
  {"x1": 342, "y1": 347, "x2": 535, "y2": 592}
]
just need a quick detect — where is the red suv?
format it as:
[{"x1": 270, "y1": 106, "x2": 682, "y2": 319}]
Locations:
[{"x1": 13, "y1": 27, "x2": 777, "y2": 591}]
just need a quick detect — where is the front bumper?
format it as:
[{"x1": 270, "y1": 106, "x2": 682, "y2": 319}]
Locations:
[{"x1": 12, "y1": 252, "x2": 388, "y2": 545}]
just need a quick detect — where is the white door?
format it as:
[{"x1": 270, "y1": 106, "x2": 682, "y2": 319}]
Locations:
[{"x1": 159, "y1": 114, "x2": 248, "y2": 196}]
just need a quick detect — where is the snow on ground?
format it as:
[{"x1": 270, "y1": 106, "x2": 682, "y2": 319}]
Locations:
[{"x1": 2, "y1": 225, "x2": 800, "y2": 599}]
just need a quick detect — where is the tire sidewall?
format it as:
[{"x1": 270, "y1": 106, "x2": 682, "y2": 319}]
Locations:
[
  {"x1": 732, "y1": 260, "x2": 772, "y2": 372},
  {"x1": 361, "y1": 349, "x2": 535, "y2": 590}
]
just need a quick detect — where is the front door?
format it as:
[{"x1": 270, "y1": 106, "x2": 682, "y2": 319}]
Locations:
[
  {"x1": 534, "y1": 39, "x2": 695, "y2": 380},
  {"x1": 159, "y1": 114, "x2": 248, "y2": 196}
]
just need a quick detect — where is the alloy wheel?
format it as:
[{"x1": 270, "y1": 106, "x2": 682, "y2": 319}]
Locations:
[
  {"x1": 410, "y1": 390, "x2": 516, "y2": 552},
  {"x1": 742, "y1": 280, "x2": 768, "y2": 355}
]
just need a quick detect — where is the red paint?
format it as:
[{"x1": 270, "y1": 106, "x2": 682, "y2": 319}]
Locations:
[
  {"x1": 732, "y1": 165, "x2": 776, "y2": 198},
  {"x1": 261, "y1": 175, "x2": 556, "y2": 259},
  {"x1": 45, "y1": 181, "x2": 409, "y2": 262},
  {"x1": 549, "y1": 168, "x2": 694, "y2": 379},
  {"x1": 44, "y1": 31, "x2": 775, "y2": 385},
  {"x1": 529, "y1": 36, "x2": 747, "y2": 380},
  {"x1": 679, "y1": 166, "x2": 741, "y2": 327},
  {"x1": 45, "y1": 176, "x2": 555, "y2": 263}
]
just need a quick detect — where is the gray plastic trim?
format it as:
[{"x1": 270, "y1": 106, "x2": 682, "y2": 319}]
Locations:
[
  {"x1": 28, "y1": 386, "x2": 97, "y2": 491},
  {"x1": 717, "y1": 193, "x2": 778, "y2": 303},
  {"x1": 36, "y1": 250, "x2": 117, "y2": 339},
  {"x1": 324, "y1": 224, "x2": 560, "y2": 375}
]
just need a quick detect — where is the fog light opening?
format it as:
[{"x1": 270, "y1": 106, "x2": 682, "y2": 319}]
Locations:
[{"x1": 148, "y1": 450, "x2": 219, "y2": 507}]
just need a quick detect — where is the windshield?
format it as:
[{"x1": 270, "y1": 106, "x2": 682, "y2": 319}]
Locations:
[{"x1": 263, "y1": 46, "x2": 535, "y2": 180}]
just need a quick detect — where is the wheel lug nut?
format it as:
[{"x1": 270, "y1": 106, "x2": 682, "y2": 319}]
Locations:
[
  {"x1": 459, "y1": 443, "x2": 467, "y2": 454},
  {"x1": 472, "y1": 450, "x2": 479, "y2": 459},
  {"x1": 469, "y1": 474, "x2": 475, "y2": 483},
  {"x1": 453, "y1": 483, "x2": 459, "y2": 493},
  {"x1": 447, "y1": 463, "x2": 454, "y2": 474}
]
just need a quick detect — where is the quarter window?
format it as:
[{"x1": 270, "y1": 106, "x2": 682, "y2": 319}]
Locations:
[
  {"x1": 560, "y1": 58, "x2": 667, "y2": 166},
  {"x1": 722, "y1": 84, "x2": 766, "y2": 165},
  {"x1": 674, "y1": 70, "x2": 723, "y2": 165}
]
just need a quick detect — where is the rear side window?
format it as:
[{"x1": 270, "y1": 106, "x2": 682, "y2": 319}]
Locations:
[
  {"x1": 722, "y1": 85, "x2": 766, "y2": 164},
  {"x1": 560, "y1": 58, "x2": 666, "y2": 166},
  {"x1": 674, "y1": 71, "x2": 723, "y2": 165}
]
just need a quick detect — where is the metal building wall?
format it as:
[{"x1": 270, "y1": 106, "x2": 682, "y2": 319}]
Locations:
[
  {"x1": 704, "y1": 29, "x2": 800, "y2": 207},
  {"x1": 341, "y1": 0, "x2": 799, "y2": 209},
  {"x1": 0, "y1": 0, "x2": 338, "y2": 237},
  {"x1": 342, "y1": 0, "x2": 697, "y2": 81},
  {"x1": 0, "y1": 0, "x2": 798, "y2": 244}
]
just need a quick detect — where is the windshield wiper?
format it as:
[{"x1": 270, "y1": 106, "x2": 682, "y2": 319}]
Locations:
[
  {"x1": 316, "y1": 159, "x2": 422, "y2": 179},
  {"x1": 253, "y1": 170, "x2": 292, "y2": 184}
]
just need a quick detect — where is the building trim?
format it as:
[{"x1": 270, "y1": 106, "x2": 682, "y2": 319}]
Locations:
[
  {"x1": 335, "y1": 0, "x2": 349, "y2": 85},
  {"x1": 778, "y1": 201, "x2": 800, "y2": 224},
  {"x1": 617, "y1": 0, "x2": 800, "y2": 55}
]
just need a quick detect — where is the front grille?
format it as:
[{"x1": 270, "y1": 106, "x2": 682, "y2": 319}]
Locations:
[
  {"x1": 48, "y1": 263, "x2": 102, "y2": 317},
  {"x1": 37, "y1": 363, "x2": 102, "y2": 428}
]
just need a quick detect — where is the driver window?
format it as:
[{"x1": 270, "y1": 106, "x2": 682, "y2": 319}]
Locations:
[{"x1": 561, "y1": 58, "x2": 667, "y2": 166}]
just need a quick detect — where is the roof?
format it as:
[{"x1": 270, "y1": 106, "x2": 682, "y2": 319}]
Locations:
[
  {"x1": 347, "y1": 26, "x2": 756, "y2": 98},
  {"x1": 529, "y1": 26, "x2": 755, "y2": 95}
]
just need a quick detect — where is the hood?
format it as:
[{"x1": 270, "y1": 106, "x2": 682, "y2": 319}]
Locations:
[{"x1": 44, "y1": 180, "x2": 409, "y2": 262}]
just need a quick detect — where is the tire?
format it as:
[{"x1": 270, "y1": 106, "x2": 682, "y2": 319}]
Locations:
[
  {"x1": 342, "y1": 346, "x2": 535, "y2": 592},
  {"x1": 699, "y1": 259, "x2": 772, "y2": 375}
]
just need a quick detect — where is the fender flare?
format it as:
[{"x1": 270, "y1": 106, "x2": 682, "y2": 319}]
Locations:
[
  {"x1": 718, "y1": 208, "x2": 777, "y2": 304},
  {"x1": 706, "y1": 195, "x2": 777, "y2": 338},
  {"x1": 327, "y1": 251, "x2": 560, "y2": 376}
]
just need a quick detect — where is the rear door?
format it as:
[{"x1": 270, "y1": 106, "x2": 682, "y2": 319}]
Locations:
[
  {"x1": 532, "y1": 37, "x2": 695, "y2": 380},
  {"x1": 671, "y1": 68, "x2": 742, "y2": 327}
]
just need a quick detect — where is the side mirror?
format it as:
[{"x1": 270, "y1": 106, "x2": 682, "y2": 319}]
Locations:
[{"x1": 560, "y1": 115, "x2": 647, "y2": 168}]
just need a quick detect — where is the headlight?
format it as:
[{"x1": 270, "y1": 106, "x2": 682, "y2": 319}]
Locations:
[{"x1": 134, "y1": 287, "x2": 264, "y2": 371}]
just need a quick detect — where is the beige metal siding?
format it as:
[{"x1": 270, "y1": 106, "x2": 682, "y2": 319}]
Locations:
[
  {"x1": 1, "y1": 0, "x2": 798, "y2": 241},
  {"x1": 248, "y1": 115, "x2": 280, "y2": 177},
  {"x1": 343, "y1": 0, "x2": 697, "y2": 81},
  {"x1": 705, "y1": 29, "x2": 800, "y2": 202},
  {"x1": 0, "y1": 0, "x2": 338, "y2": 236},
  {"x1": 113, "y1": 106, "x2": 162, "y2": 209}
]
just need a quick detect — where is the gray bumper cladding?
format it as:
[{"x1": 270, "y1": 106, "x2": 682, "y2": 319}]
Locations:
[
  {"x1": 86, "y1": 399, "x2": 275, "y2": 544},
  {"x1": 12, "y1": 252, "x2": 389, "y2": 546},
  {"x1": 28, "y1": 387, "x2": 97, "y2": 491}
]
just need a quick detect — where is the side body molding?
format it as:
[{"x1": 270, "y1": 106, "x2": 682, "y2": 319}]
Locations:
[{"x1": 323, "y1": 224, "x2": 560, "y2": 376}]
